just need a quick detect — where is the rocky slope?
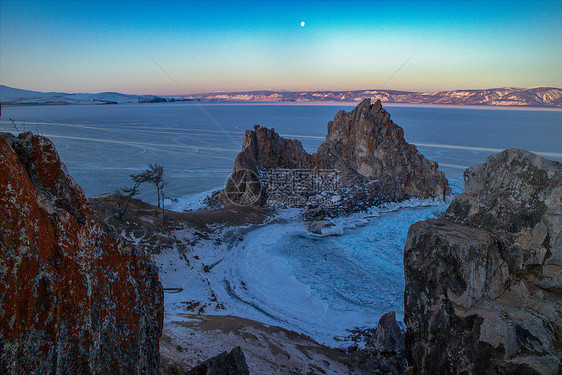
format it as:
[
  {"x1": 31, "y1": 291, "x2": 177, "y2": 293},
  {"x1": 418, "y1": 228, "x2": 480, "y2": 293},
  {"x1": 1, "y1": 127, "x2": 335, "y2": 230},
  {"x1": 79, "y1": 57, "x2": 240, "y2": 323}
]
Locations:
[
  {"x1": 222, "y1": 99, "x2": 449, "y2": 214},
  {"x1": 177, "y1": 87, "x2": 562, "y2": 107},
  {"x1": 160, "y1": 314, "x2": 358, "y2": 375},
  {"x1": 404, "y1": 149, "x2": 561, "y2": 374},
  {"x1": 0, "y1": 132, "x2": 164, "y2": 374}
]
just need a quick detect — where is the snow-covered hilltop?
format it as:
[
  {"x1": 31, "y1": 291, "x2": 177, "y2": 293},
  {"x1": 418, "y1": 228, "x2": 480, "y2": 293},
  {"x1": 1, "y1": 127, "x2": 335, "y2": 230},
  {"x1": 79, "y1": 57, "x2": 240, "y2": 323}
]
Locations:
[{"x1": 0, "y1": 85, "x2": 167, "y2": 105}]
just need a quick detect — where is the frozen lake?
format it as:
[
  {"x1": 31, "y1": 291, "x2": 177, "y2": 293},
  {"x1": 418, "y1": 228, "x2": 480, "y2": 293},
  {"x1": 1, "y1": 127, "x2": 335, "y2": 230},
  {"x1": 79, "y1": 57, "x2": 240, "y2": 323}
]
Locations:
[
  {"x1": 2, "y1": 102, "x2": 561, "y2": 346},
  {"x1": 1, "y1": 102, "x2": 560, "y2": 206}
]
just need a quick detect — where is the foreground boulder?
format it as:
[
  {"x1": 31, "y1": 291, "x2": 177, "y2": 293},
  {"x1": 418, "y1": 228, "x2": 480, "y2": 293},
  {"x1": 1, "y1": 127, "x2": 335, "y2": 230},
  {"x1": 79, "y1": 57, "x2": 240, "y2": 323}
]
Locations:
[
  {"x1": 186, "y1": 346, "x2": 250, "y2": 375},
  {"x1": 221, "y1": 99, "x2": 449, "y2": 214},
  {"x1": 354, "y1": 311, "x2": 407, "y2": 374},
  {"x1": 0, "y1": 133, "x2": 164, "y2": 374},
  {"x1": 368, "y1": 311, "x2": 404, "y2": 355},
  {"x1": 404, "y1": 149, "x2": 561, "y2": 374}
]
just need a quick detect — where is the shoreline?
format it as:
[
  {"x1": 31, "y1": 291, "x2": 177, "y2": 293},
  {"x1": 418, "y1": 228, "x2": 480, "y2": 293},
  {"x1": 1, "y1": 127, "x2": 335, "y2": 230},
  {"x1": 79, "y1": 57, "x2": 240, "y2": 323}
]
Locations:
[
  {"x1": 3, "y1": 100, "x2": 562, "y2": 111},
  {"x1": 89, "y1": 184, "x2": 463, "y2": 349}
]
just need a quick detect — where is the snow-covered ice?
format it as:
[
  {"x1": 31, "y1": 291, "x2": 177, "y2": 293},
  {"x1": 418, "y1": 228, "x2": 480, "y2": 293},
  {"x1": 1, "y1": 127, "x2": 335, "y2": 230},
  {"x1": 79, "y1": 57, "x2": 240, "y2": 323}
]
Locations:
[{"x1": 154, "y1": 178, "x2": 463, "y2": 347}]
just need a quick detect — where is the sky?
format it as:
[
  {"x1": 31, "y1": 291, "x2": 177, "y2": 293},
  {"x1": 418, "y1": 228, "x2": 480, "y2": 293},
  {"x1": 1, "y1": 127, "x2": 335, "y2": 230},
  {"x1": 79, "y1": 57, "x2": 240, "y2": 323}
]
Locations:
[{"x1": 0, "y1": 0, "x2": 561, "y2": 95}]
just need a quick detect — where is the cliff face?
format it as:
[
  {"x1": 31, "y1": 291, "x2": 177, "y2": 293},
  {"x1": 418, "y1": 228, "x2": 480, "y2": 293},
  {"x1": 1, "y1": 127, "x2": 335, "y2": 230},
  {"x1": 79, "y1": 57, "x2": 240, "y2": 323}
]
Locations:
[
  {"x1": 0, "y1": 133, "x2": 164, "y2": 374},
  {"x1": 234, "y1": 125, "x2": 312, "y2": 173},
  {"x1": 224, "y1": 99, "x2": 449, "y2": 210},
  {"x1": 404, "y1": 149, "x2": 561, "y2": 374}
]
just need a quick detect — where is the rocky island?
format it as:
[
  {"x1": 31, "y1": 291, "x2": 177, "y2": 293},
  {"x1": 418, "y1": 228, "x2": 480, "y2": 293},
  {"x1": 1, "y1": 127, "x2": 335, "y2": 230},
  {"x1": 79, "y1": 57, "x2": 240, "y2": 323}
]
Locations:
[{"x1": 220, "y1": 98, "x2": 450, "y2": 218}]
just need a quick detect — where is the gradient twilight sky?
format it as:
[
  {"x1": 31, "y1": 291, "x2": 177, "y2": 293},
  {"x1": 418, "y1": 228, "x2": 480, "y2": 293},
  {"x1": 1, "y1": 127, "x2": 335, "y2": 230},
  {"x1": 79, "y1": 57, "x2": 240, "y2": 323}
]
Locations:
[{"x1": 1, "y1": 0, "x2": 561, "y2": 95}]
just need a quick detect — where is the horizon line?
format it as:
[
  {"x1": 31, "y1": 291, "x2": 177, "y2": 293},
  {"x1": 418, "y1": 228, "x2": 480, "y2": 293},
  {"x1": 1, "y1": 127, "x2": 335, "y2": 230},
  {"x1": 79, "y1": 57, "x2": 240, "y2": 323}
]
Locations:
[{"x1": 2, "y1": 84, "x2": 561, "y2": 98}]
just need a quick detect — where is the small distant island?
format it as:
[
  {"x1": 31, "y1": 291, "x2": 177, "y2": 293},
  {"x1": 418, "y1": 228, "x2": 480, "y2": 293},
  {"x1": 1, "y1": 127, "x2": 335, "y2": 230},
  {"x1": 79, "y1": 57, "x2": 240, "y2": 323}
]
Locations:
[{"x1": 1, "y1": 85, "x2": 561, "y2": 107}]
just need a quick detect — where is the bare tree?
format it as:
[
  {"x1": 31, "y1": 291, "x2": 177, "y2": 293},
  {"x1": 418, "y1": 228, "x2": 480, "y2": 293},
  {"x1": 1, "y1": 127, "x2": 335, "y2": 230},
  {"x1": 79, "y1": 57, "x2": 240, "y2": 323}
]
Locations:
[
  {"x1": 147, "y1": 164, "x2": 164, "y2": 208},
  {"x1": 120, "y1": 169, "x2": 152, "y2": 218},
  {"x1": 119, "y1": 164, "x2": 172, "y2": 221},
  {"x1": 146, "y1": 164, "x2": 172, "y2": 221}
]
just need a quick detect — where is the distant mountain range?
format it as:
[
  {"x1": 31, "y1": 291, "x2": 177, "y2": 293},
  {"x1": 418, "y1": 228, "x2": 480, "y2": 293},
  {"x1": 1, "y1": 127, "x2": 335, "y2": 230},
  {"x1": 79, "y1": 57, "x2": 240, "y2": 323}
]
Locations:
[
  {"x1": 177, "y1": 87, "x2": 562, "y2": 107},
  {"x1": 2, "y1": 85, "x2": 561, "y2": 107}
]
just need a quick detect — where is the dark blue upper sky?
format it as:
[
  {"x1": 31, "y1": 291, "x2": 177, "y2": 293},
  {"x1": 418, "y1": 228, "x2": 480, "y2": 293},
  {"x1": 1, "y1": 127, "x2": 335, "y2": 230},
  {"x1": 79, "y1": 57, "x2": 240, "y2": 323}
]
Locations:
[{"x1": 1, "y1": 0, "x2": 561, "y2": 94}]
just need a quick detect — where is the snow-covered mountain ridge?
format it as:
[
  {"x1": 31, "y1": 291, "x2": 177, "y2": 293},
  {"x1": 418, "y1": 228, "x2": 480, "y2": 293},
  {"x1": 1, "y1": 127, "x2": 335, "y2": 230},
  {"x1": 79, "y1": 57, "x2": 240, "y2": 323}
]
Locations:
[
  {"x1": 180, "y1": 87, "x2": 562, "y2": 107},
  {"x1": 2, "y1": 84, "x2": 561, "y2": 107}
]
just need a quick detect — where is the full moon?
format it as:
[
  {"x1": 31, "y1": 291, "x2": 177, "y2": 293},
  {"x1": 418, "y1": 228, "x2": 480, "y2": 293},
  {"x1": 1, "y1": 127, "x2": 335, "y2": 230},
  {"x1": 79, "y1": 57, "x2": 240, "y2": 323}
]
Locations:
[{"x1": 301, "y1": 21, "x2": 305, "y2": 27}]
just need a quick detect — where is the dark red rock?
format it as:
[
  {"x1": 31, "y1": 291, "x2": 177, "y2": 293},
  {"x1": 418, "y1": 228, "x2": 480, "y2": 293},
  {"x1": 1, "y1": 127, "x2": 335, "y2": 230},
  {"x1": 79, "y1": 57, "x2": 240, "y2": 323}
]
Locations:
[{"x1": 0, "y1": 132, "x2": 164, "y2": 374}]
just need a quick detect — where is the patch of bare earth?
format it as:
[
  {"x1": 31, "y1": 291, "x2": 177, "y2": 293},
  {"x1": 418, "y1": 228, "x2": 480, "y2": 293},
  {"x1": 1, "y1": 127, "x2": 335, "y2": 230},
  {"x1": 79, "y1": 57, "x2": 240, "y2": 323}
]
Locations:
[{"x1": 89, "y1": 193, "x2": 272, "y2": 253}]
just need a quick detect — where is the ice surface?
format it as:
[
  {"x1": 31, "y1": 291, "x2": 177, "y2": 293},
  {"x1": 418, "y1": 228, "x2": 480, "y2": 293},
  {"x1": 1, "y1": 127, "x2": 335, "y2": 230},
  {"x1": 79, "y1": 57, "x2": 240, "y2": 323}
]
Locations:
[
  {"x1": 1, "y1": 103, "x2": 560, "y2": 202},
  {"x1": 154, "y1": 179, "x2": 464, "y2": 347}
]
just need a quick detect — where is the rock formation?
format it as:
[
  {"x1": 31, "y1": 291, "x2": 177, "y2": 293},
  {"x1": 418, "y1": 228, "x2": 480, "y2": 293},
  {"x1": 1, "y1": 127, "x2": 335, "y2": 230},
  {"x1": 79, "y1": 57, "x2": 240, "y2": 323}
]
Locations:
[
  {"x1": 404, "y1": 149, "x2": 561, "y2": 374},
  {"x1": 368, "y1": 311, "x2": 404, "y2": 354},
  {"x1": 0, "y1": 132, "x2": 164, "y2": 374},
  {"x1": 353, "y1": 311, "x2": 407, "y2": 374},
  {"x1": 222, "y1": 99, "x2": 450, "y2": 213},
  {"x1": 313, "y1": 99, "x2": 449, "y2": 201},
  {"x1": 233, "y1": 125, "x2": 311, "y2": 173},
  {"x1": 186, "y1": 346, "x2": 250, "y2": 375}
]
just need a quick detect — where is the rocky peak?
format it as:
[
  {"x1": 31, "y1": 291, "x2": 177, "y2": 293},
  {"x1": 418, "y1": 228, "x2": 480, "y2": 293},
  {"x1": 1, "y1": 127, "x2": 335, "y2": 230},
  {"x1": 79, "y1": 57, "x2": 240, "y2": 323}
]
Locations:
[
  {"x1": 234, "y1": 124, "x2": 311, "y2": 172},
  {"x1": 0, "y1": 132, "x2": 163, "y2": 374},
  {"x1": 354, "y1": 311, "x2": 407, "y2": 374},
  {"x1": 445, "y1": 149, "x2": 561, "y2": 286},
  {"x1": 314, "y1": 99, "x2": 449, "y2": 201},
  {"x1": 404, "y1": 149, "x2": 561, "y2": 374},
  {"x1": 369, "y1": 311, "x2": 404, "y2": 354}
]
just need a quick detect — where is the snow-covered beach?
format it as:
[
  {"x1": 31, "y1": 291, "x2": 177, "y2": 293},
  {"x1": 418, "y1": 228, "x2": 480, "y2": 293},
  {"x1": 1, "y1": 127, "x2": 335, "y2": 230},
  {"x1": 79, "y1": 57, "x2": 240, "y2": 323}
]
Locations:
[{"x1": 154, "y1": 182, "x2": 464, "y2": 347}]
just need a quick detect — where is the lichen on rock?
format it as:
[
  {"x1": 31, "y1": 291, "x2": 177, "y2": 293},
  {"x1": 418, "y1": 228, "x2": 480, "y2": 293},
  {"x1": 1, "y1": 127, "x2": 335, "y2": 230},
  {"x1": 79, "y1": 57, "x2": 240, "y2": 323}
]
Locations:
[{"x1": 0, "y1": 132, "x2": 164, "y2": 374}]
